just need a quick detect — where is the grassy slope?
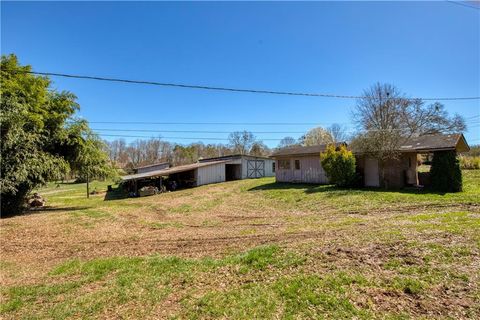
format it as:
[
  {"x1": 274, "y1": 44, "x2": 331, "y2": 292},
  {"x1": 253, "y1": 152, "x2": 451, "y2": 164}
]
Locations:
[{"x1": 1, "y1": 171, "x2": 479, "y2": 319}]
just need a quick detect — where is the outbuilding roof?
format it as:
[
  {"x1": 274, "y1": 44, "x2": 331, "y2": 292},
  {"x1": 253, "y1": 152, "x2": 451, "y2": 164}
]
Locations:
[
  {"x1": 134, "y1": 162, "x2": 169, "y2": 170},
  {"x1": 271, "y1": 134, "x2": 469, "y2": 158},
  {"x1": 271, "y1": 143, "x2": 346, "y2": 157},
  {"x1": 398, "y1": 133, "x2": 470, "y2": 153},
  {"x1": 199, "y1": 154, "x2": 272, "y2": 162},
  {"x1": 122, "y1": 160, "x2": 226, "y2": 181}
]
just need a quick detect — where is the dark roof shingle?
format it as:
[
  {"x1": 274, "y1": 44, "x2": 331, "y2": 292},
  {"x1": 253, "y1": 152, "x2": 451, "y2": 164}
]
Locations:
[
  {"x1": 399, "y1": 133, "x2": 469, "y2": 152},
  {"x1": 271, "y1": 134, "x2": 469, "y2": 157}
]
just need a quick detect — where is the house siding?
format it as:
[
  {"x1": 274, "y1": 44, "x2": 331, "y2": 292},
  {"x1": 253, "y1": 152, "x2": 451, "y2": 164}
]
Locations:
[{"x1": 275, "y1": 155, "x2": 328, "y2": 184}]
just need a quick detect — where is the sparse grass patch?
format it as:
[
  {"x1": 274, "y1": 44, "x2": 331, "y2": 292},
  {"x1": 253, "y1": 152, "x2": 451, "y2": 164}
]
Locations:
[
  {"x1": 183, "y1": 272, "x2": 371, "y2": 319},
  {"x1": 142, "y1": 221, "x2": 184, "y2": 229},
  {"x1": 1, "y1": 246, "x2": 308, "y2": 318},
  {"x1": 170, "y1": 204, "x2": 193, "y2": 214}
]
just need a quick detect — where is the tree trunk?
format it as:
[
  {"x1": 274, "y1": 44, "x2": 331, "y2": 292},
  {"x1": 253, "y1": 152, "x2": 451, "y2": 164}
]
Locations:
[{"x1": 86, "y1": 171, "x2": 90, "y2": 198}]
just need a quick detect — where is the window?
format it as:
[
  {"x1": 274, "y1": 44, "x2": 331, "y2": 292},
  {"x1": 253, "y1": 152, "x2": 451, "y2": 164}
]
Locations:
[
  {"x1": 278, "y1": 159, "x2": 290, "y2": 169},
  {"x1": 272, "y1": 162, "x2": 276, "y2": 173},
  {"x1": 295, "y1": 159, "x2": 300, "y2": 170}
]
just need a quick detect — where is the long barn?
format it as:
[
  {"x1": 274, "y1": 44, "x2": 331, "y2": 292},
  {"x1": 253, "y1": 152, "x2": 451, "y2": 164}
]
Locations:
[{"x1": 121, "y1": 154, "x2": 275, "y2": 194}]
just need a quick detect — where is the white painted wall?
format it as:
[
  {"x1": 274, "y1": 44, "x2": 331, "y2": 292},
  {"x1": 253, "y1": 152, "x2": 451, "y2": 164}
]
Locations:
[
  {"x1": 196, "y1": 163, "x2": 226, "y2": 186},
  {"x1": 240, "y1": 156, "x2": 275, "y2": 179}
]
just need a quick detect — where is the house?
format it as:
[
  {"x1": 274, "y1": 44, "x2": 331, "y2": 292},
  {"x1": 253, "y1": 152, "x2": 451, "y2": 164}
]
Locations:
[
  {"x1": 271, "y1": 133, "x2": 470, "y2": 188},
  {"x1": 272, "y1": 144, "x2": 345, "y2": 184},
  {"x1": 121, "y1": 154, "x2": 275, "y2": 194}
]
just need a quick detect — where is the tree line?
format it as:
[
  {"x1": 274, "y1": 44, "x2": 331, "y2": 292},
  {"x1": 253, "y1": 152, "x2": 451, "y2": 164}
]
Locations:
[{"x1": 105, "y1": 125, "x2": 354, "y2": 170}]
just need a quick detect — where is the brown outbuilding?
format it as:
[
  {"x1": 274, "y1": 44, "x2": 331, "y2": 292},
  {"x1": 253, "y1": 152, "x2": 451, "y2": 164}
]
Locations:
[{"x1": 271, "y1": 133, "x2": 470, "y2": 188}]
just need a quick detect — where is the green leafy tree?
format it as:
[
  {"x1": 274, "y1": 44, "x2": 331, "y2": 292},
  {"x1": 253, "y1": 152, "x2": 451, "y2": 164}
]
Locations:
[
  {"x1": 1, "y1": 54, "x2": 115, "y2": 215},
  {"x1": 320, "y1": 145, "x2": 356, "y2": 187},
  {"x1": 430, "y1": 151, "x2": 462, "y2": 192}
]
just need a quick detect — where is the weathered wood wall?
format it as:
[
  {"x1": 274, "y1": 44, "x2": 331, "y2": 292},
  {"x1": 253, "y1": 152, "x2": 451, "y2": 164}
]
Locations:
[
  {"x1": 274, "y1": 155, "x2": 328, "y2": 184},
  {"x1": 356, "y1": 153, "x2": 418, "y2": 188}
]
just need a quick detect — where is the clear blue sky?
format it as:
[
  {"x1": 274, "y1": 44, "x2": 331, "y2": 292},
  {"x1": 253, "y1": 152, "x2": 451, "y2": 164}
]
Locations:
[{"x1": 2, "y1": 1, "x2": 479, "y2": 147}]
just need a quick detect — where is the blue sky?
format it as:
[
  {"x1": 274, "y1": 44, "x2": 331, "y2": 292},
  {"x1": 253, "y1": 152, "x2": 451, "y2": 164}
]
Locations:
[{"x1": 2, "y1": 1, "x2": 479, "y2": 147}]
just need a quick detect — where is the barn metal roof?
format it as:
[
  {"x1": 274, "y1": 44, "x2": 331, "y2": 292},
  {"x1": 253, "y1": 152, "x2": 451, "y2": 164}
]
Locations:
[
  {"x1": 121, "y1": 160, "x2": 227, "y2": 181},
  {"x1": 198, "y1": 154, "x2": 272, "y2": 162},
  {"x1": 134, "y1": 162, "x2": 170, "y2": 170}
]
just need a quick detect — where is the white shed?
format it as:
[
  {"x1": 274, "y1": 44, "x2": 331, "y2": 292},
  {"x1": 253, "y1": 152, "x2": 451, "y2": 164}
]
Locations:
[{"x1": 198, "y1": 154, "x2": 275, "y2": 180}]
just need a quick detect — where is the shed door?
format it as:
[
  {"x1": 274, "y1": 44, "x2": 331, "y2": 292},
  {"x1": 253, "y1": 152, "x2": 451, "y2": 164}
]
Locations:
[
  {"x1": 364, "y1": 158, "x2": 380, "y2": 187},
  {"x1": 247, "y1": 160, "x2": 265, "y2": 178}
]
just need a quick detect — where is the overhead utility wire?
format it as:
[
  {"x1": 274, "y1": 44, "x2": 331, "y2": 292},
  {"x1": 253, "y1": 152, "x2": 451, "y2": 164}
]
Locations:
[
  {"x1": 92, "y1": 128, "x2": 306, "y2": 134},
  {"x1": 98, "y1": 134, "x2": 269, "y2": 141},
  {"x1": 446, "y1": 1, "x2": 480, "y2": 10},
  {"x1": 95, "y1": 127, "x2": 480, "y2": 141},
  {"x1": 6, "y1": 69, "x2": 480, "y2": 101},
  {"x1": 92, "y1": 122, "x2": 480, "y2": 135},
  {"x1": 71, "y1": 119, "x2": 480, "y2": 126},
  {"x1": 72, "y1": 121, "x2": 342, "y2": 126}
]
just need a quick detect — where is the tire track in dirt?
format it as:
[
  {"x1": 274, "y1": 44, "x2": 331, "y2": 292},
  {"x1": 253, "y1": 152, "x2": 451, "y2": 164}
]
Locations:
[{"x1": 2, "y1": 230, "x2": 328, "y2": 261}]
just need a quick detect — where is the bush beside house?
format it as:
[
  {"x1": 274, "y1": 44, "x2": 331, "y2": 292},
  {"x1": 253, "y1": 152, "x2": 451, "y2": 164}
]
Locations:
[
  {"x1": 430, "y1": 151, "x2": 462, "y2": 192},
  {"x1": 320, "y1": 145, "x2": 356, "y2": 187}
]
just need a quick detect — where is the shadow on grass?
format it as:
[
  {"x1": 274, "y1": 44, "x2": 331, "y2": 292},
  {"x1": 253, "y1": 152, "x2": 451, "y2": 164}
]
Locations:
[
  {"x1": 1, "y1": 206, "x2": 91, "y2": 219},
  {"x1": 103, "y1": 186, "x2": 129, "y2": 201},
  {"x1": 248, "y1": 182, "x2": 446, "y2": 196}
]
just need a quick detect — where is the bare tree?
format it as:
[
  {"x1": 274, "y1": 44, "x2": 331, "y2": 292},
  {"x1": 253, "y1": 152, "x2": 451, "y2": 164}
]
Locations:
[
  {"x1": 228, "y1": 131, "x2": 256, "y2": 155},
  {"x1": 250, "y1": 141, "x2": 270, "y2": 156},
  {"x1": 327, "y1": 123, "x2": 349, "y2": 143},
  {"x1": 402, "y1": 102, "x2": 466, "y2": 135},
  {"x1": 299, "y1": 127, "x2": 334, "y2": 146},
  {"x1": 278, "y1": 136, "x2": 298, "y2": 148},
  {"x1": 351, "y1": 82, "x2": 466, "y2": 186}
]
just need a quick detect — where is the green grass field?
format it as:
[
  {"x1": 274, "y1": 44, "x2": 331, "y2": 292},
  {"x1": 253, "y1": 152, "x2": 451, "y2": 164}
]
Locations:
[{"x1": 1, "y1": 171, "x2": 479, "y2": 319}]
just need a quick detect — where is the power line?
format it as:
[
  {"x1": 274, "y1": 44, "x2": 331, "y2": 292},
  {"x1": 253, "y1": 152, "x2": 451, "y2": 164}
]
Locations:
[
  {"x1": 92, "y1": 128, "x2": 306, "y2": 134},
  {"x1": 5, "y1": 69, "x2": 480, "y2": 101},
  {"x1": 91, "y1": 122, "x2": 480, "y2": 135},
  {"x1": 446, "y1": 1, "x2": 480, "y2": 11},
  {"x1": 70, "y1": 119, "x2": 480, "y2": 126},
  {"x1": 71, "y1": 120, "x2": 346, "y2": 126},
  {"x1": 98, "y1": 134, "x2": 263, "y2": 141},
  {"x1": 95, "y1": 127, "x2": 480, "y2": 141}
]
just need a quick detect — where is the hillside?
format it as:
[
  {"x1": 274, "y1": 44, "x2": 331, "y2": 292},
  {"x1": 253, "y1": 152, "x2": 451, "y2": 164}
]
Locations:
[{"x1": 1, "y1": 171, "x2": 479, "y2": 319}]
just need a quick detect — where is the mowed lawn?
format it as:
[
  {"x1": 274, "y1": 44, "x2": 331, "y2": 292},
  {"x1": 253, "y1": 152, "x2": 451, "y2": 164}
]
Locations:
[{"x1": 1, "y1": 171, "x2": 479, "y2": 319}]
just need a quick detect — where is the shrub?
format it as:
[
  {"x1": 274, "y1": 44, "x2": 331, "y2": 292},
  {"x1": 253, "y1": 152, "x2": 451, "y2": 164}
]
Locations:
[
  {"x1": 430, "y1": 151, "x2": 462, "y2": 192},
  {"x1": 458, "y1": 155, "x2": 480, "y2": 170},
  {"x1": 320, "y1": 145, "x2": 356, "y2": 187}
]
